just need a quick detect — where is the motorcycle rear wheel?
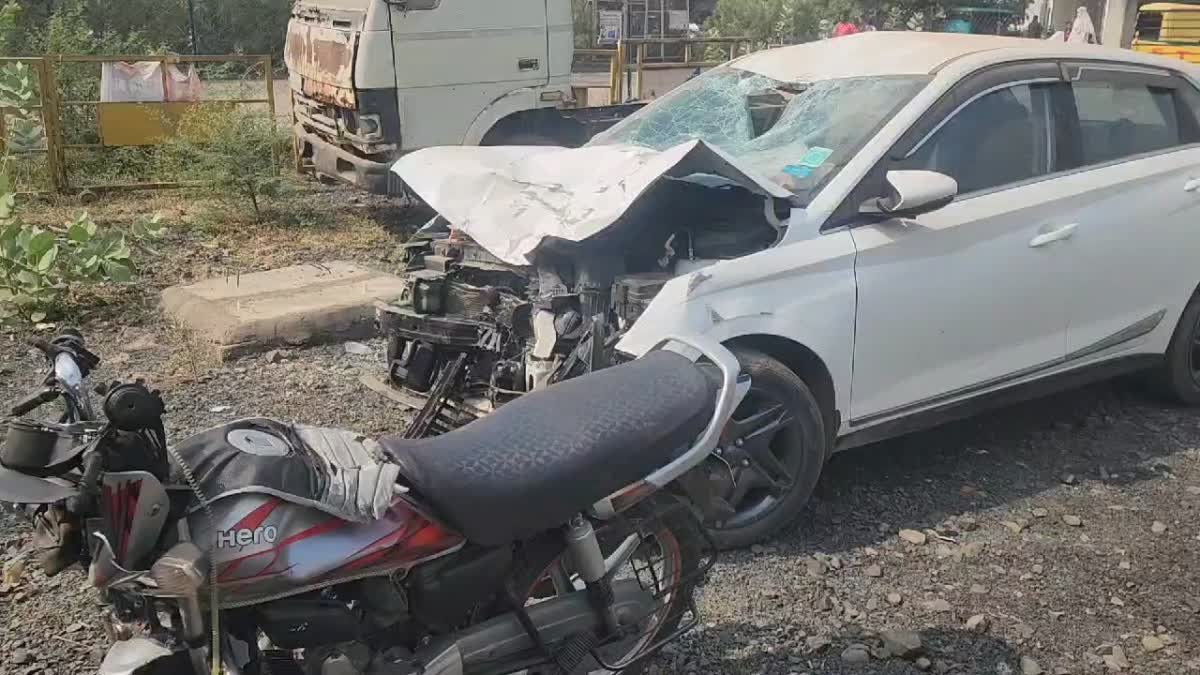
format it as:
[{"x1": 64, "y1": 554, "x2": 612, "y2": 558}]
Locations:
[{"x1": 505, "y1": 499, "x2": 706, "y2": 675}]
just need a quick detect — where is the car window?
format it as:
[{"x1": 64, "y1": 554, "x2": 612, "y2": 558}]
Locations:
[
  {"x1": 1071, "y1": 79, "x2": 1182, "y2": 164},
  {"x1": 898, "y1": 83, "x2": 1052, "y2": 195}
]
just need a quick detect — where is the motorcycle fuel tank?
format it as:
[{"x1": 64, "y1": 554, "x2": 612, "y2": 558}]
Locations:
[{"x1": 189, "y1": 493, "x2": 463, "y2": 607}]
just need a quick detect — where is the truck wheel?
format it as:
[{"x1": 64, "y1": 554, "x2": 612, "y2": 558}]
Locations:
[
  {"x1": 709, "y1": 347, "x2": 827, "y2": 550},
  {"x1": 1155, "y1": 291, "x2": 1200, "y2": 404}
]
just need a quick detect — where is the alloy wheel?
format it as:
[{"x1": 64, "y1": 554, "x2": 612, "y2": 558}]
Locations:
[{"x1": 714, "y1": 388, "x2": 804, "y2": 530}]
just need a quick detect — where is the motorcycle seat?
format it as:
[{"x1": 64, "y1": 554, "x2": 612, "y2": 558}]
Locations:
[{"x1": 379, "y1": 351, "x2": 716, "y2": 547}]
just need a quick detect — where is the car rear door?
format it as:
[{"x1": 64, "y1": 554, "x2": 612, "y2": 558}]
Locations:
[
  {"x1": 847, "y1": 62, "x2": 1075, "y2": 424},
  {"x1": 1054, "y1": 62, "x2": 1200, "y2": 360}
]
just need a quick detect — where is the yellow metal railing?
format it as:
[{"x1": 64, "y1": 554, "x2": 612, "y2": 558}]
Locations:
[
  {"x1": 1, "y1": 54, "x2": 276, "y2": 194},
  {"x1": 574, "y1": 36, "x2": 761, "y2": 104}
]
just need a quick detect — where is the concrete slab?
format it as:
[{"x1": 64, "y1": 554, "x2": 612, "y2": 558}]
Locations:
[{"x1": 161, "y1": 262, "x2": 406, "y2": 359}]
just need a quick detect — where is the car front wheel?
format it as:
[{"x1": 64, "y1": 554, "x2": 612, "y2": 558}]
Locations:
[
  {"x1": 708, "y1": 347, "x2": 828, "y2": 550},
  {"x1": 1158, "y1": 290, "x2": 1200, "y2": 405}
]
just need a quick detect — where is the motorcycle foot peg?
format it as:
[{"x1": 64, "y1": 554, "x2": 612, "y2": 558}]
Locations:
[{"x1": 554, "y1": 630, "x2": 599, "y2": 674}]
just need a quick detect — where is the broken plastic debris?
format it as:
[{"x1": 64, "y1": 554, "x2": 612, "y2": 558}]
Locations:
[{"x1": 344, "y1": 342, "x2": 372, "y2": 356}]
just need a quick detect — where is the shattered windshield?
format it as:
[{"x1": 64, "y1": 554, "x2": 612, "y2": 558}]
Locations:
[{"x1": 590, "y1": 67, "x2": 929, "y2": 202}]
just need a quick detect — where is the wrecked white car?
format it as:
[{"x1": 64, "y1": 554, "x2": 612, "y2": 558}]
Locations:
[{"x1": 380, "y1": 32, "x2": 1200, "y2": 549}]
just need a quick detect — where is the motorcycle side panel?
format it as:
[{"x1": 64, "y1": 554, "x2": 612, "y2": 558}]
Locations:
[
  {"x1": 99, "y1": 472, "x2": 170, "y2": 570},
  {"x1": 190, "y1": 494, "x2": 463, "y2": 605}
]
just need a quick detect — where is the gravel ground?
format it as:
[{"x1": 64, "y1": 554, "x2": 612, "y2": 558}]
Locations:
[
  {"x1": 3, "y1": 327, "x2": 1198, "y2": 675},
  {"x1": 2, "y1": 191, "x2": 1199, "y2": 674}
]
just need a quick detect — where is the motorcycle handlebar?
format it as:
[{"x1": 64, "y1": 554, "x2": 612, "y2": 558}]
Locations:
[
  {"x1": 9, "y1": 388, "x2": 58, "y2": 417},
  {"x1": 68, "y1": 450, "x2": 104, "y2": 516}
]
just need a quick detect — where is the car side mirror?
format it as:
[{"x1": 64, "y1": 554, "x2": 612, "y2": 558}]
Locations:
[{"x1": 862, "y1": 170, "x2": 958, "y2": 218}]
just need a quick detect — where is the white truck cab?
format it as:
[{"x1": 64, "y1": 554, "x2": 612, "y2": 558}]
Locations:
[{"x1": 286, "y1": 0, "x2": 632, "y2": 193}]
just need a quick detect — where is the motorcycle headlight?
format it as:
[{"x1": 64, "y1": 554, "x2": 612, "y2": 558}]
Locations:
[{"x1": 149, "y1": 543, "x2": 207, "y2": 598}]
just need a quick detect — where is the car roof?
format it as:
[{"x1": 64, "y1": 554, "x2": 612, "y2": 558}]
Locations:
[{"x1": 733, "y1": 31, "x2": 1192, "y2": 82}]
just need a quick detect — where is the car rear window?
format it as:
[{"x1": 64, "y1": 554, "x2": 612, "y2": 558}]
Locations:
[{"x1": 1072, "y1": 80, "x2": 1183, "y2": 164}]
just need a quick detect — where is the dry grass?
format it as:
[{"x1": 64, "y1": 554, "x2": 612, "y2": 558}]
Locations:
[
  {"x1": 159, "y1": 319, "x2": 223, "y2": 383},
  {"x1": 12, "y1": 180, "x2": 421, "y2": 328}
]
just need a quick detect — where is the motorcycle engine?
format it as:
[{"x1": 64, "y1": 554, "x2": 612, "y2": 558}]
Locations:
[
  {"x1": 249, "y1": 547, "x2": 513, "y2": 675},
  {"x1": 302, "y1": 644, "x2": 419, "y2": 675}
]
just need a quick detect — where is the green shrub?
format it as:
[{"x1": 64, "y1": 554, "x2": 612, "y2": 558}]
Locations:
[
  {"x1": 0, "y1": 62, "x2": 47, "y2": 191},
  {"x1": 160, "y1": 105, "x2": 287, "y2": 221},
  {"x1": 0, "y1": 57, "x2": 165, "y2": 325},
  {"x1": 0, "y1": 190, "x2": 166, "y2": 324}
]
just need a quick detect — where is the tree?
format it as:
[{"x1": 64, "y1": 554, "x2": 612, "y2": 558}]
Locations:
[
  {"x1": 705, "y1": 0, "x2": 850, "y2": 44},
  {"x1": 0, "y1": 0, "x2": 294, "y2": 59},
  {"x1": 573, "y1": 0, "x2": 594, "y2": 48},
  {"x1": 706, "y1": 0, "x2": 1029, "y2": 40}
]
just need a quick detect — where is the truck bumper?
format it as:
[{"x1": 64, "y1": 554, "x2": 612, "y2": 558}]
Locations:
[{"x1": 295, "y1": 125, "x2": 395, "y2": 195}]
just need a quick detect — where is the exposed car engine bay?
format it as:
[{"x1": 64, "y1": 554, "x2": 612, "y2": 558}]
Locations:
[{"x1": 377, "y1": 178, "x2": 784, "y2": 436}]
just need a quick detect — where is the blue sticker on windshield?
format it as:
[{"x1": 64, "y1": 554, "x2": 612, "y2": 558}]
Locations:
[
  {"x1": 782, "y1": 164, "x2": 813, "y2": 179},
  {"x1": 798, "y1": 146, "x2": 834, "y2": 168}
]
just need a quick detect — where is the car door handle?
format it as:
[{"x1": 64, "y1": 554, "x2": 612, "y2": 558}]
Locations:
[
  {"x1": 1029, "y1": 223, "x2": 1078, "y2": 248},
  {"x1": 1185, "y1": 178, "x2": 1200, "y2": 192}
]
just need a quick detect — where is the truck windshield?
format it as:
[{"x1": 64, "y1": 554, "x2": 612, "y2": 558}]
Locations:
[{"x1": 590, "y1": 67, "x2": 928, "y2": 202}]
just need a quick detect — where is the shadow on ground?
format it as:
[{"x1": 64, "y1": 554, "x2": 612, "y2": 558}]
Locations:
[{"x1": 775, "y1": 379, "x2": 1199, "y2": 554}]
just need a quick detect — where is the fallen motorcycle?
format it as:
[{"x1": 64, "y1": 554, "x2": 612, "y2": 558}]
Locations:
[{"x1": 0, "y1": 330, "x2": 745, "y2": 675}]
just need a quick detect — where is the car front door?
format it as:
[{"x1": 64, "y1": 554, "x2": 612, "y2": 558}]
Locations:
[
  {"x1": 847, "y1": 62, "x2": 1074, "y2": 424},
  {"x1": 1055, "y1": 63, "x2": 1200, "y2": 360}
]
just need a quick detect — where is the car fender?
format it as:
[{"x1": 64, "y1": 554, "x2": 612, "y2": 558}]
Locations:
[
  {"x1": 461, "y1": 86, "x2": 565, "y2": 146},
  {"x1": 618, "y1": 230, "x2": 858, "y2": 428}
]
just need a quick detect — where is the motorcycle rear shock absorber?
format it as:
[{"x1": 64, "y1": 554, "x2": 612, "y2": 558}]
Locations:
[{"x1": 565, "y1": 515, "x2": 620, "y2": 635}]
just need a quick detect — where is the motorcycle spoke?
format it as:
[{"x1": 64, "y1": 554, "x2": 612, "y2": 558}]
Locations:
[{"x1": 604, "y1": 534, "x2": 643, "y2": 577}]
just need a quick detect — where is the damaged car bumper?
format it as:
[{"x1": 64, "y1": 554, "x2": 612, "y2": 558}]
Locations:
[{"x1": 377, "y1": 140, "x2": 791, "y2": 436}]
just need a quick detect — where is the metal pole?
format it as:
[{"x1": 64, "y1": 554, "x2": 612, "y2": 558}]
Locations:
[
  {"x1": 264, "y1": 56, "x2": 279, "y2": 174},
  {"x1": 186, "y1": 0, "x2": 199, "y2": 55},
  {"x1": 36, "y1": 59, "x2": 67, "y2": 194}
]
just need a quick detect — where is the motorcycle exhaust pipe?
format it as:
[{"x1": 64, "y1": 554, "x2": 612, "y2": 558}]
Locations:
[{"x1": 416, "y1": 578, "x2": 657, "y2": 675}]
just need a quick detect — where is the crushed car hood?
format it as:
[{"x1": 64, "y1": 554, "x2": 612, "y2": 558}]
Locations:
[{"x1": 392, "y1": 140, "x2": 792, "y2": 265}]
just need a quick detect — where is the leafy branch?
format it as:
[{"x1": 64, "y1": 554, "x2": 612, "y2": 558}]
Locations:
[{"x1": 0, "y1": 62, "x2": 165, "y2": 326}]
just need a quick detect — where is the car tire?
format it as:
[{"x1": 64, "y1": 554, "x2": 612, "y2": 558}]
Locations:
[
  {"x1": 709, "y1": 347, "x2": 828, "y2": 550},
  {"x1": 1155, "y1": 290, "x2": 1200, "y2": 404}
]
